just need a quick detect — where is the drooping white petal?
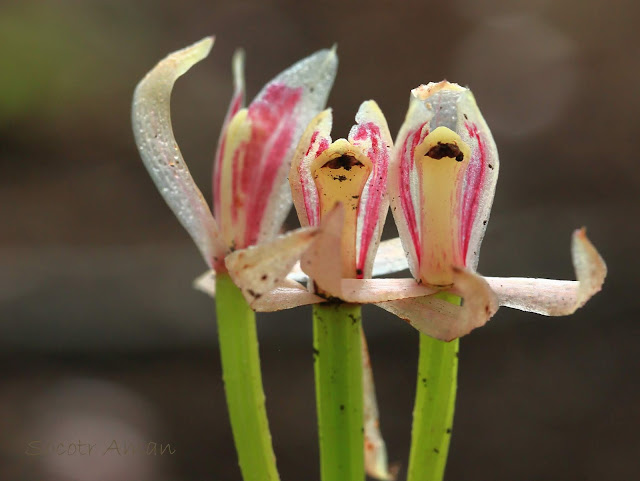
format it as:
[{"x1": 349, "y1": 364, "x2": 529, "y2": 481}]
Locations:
[
  {"x1": 376, "y1": 268, "x2": 498, "y2": 341},
  {"x1": 362, "y1": 330, "x2": 395, "y2": 481},
  {"x1": 132, "y1": 37, "x2": 226, "y2": 269},
  {"x1": 225, "y1": 226, "x2": 320, "y2": 306},
  {"x1": 485, "y1": 228, "x2": 606, "y2": 315},
  {"x1": 348, "y1": 100, "x2": 393, "y2": 278},
  {"x1": 290, "y1": 109, "x2": 333, "y2": 227}
]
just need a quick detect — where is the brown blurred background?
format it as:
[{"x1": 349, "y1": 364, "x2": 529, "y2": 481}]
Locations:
[{"x1": 1, "y1": 0, "x2": 638, "y2": 480}]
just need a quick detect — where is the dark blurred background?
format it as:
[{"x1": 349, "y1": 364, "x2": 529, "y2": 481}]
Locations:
[{"x1": 1, "y1": 0, "x2": 638, "y2": 480}]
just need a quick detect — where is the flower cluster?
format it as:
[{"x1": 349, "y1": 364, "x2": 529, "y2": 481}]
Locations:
[
  {"x1": 224, "y1": 82, "x2": 606, "y2": 341},
  {"x1": 133, "y1": 37, "x2": 606, "y2": 480}
]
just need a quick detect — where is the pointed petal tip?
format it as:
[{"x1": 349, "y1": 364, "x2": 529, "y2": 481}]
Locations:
[
  {"x1": 200, "y1": 35, "x2": 215, "y2": 52},
  {"x1": 183, "y1": 36, "x2": 214, "y2": 62},
  {"x1": 193, "y1": 270, "x2": 217, "y2": 298},
  {"x1": 232, "y1": 48, "x2": 245, "y2": 71},
  {"x1": 314, "y1": 45, "x2": 339, "y2": 69},
  {"x1": 232, "y1": 46, "x2": 245, "y2": 59},
  {"x1": 571, "y1": 226, "x2": 607, "y2": 307},
  {"x1": 320, "y1": 107, "x2": 333, "y2": 120},
  {"x1": 231, "y1": 48, "x2": 246, "y2": 93}
]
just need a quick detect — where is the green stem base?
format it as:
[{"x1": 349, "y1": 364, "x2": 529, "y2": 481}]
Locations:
[
  {"x1": 407, "y1": 334, "x2": 459, "y2": 481},
  {"x1": 215, "y1": 273, "x2": 280, "y2": 481},
  {"x1": 313, "y1": 303, "x2": 364, "y2": 481}
]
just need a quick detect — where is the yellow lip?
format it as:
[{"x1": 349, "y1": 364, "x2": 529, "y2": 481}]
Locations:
[{"x1": 311, "y1": 139, "x2": 373, "y2": 278}]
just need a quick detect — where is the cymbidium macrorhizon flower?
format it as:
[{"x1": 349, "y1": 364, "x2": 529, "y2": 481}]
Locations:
[
  {"x1": 132, "y1": 37, "x2": 337, "y2": 274},
  {"x1": 133, "y1": 37, "x2": 395, "y2": 481},
  {"x1": 228, "y1": 81, "x2": 606, "y2": 342},
  {"x1": 224, "y1": 101, "x2": 397, "y2": 480}
]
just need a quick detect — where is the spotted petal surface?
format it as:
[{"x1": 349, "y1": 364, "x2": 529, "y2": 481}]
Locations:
[
  {"x1": 132, "y1": 37, "x2": 226, "y2": 269},
  {"x1": 225, "y1": 226, "x2": 320, "y2": 307}
]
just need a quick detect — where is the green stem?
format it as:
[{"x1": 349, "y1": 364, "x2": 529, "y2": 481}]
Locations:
[
  {"x1": 407, "y1": 334, "x2": 459, "y2": 481},
  {"x1": 313, "y1": 303, "x2": 364, "y2": 481},
  {"x1": 215, "y1": 273, "x2": 279, "y2": 481}
]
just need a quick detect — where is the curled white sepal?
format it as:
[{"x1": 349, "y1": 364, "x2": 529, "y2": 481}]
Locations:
[
  {"x1": 132, "y1": 37, "x2": 226, "y2": 269},
  {"x1": 225, "y1": 226, "x2": 320, "y2": 307},
  {"x1": 376, "y1": 268, "x2": 499, "y2": 342},
  {"x1": 485, "y1": 228, "x2": 606, "y2": 316}
]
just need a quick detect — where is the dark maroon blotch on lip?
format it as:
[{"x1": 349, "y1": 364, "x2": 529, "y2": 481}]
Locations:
[
  {"x1": 426, "y1": 142, "x2": 464, "y2": 162},
  {"x1": 323, "y1": 154, "x2": 364, "y2": 171}
]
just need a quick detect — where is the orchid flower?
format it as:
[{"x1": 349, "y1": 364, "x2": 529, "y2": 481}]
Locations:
[
  {"x1": 224, "y1": 80, "x2": 606, "y2": 342},
  {"x1": 221, "y1": 100, "x2": 396, "y2": 480},
  {"x1": 290, "y1": 81, "x2": 606, "y2": 342},
  {"x1": 220, "y1": 102, "x2": 397, "y2": 308},
  {"x1": 132, "y1": 37, "x2": 338, "y2": 274},
  {"x1": 288, "y1": 102, "x2": 395, "y2": 481},
  {"x1": 132, "y1": 37, "x2": 338, "y2": 481}
]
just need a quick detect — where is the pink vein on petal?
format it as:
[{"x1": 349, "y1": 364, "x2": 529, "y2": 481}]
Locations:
[
  {"x1": 299, "y1": 130, "x2": 328, "y2": 226},
  {"x1": 460, "y1": 122, "x2": 487, "y2": 263},
  {"x1": 353, "y1": 122, "x2": 388, "y2": 278},
  {"x1": 240, "y1": 84, "x2": 303, "y2": 247},
  {"x1": 214, "y1": 91, "x2": 244, "y2": 222},
  {"x1": 399, "y1": 123, "x2": 428, "y2": 264}
]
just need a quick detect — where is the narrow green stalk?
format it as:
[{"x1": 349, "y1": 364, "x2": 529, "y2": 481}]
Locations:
[
  {"x1": 313, "y1": 303, "x2": 364, "y2": 481},
  {"x1": 407, "y1": 332, "x2": 459, "y2": 481},
  {"x1": 215, "y1": 273, "x2": 279, "y2": 481}
]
